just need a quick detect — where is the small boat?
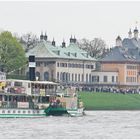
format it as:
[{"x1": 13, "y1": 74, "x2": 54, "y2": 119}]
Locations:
[
  {"x1": 0, "y1": 79, "x2": 84, "y2": 118},
  {"x1": 44, "y1": 88, "x2": 84, "y2": 117}
]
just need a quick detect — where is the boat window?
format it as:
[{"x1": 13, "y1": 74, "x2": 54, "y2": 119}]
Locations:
[
  {"x1": 37, "y1": 111, "x2": 40, "y2": 114},
  {"x1": 2, "y1": 110, "x2": 5, "y2": 113},
  {"x1": 9, "y1": 96, "x2": 12, "y2": 101},
  {"x1": 14, "y1": 82, "x2": 22, "y2": 87},
  {"x1": 42, "y1": 96, "x2": 49, "y2": 103},
  {"x1": 49, "y1": 85, "x2": 53, "y2": 89},
  {"x1": 27, "y1": 96, "x2": 32, "y2": 102},
  {"x1": 8, "y1": 110, "x2": 10, "y2": 113},
  {"x1": 18, "y1": 111, "x2": 20, "y2": 113},
  {"x1": 13, "y1": 110, "x2": 16, "y2": 114},
  {"x1": 0, "y1": 95, "x2": 2, "y2": 101},
  {"x1": 28, "y1": 83, "x2": 31, "y2": 88},
  {"x1": 6, "y1": 81, "x2": 11, "y2": 86},
  {"x1": 45, "y1": 85, "x2": 48, "y2": 89},
  {"x1": 39, "y1": 96, "x2": 41, "y2": 103},
  {"x1": 28, "y1": 111, "x2": 30, "y2": 114},
  {"x1": 18, "y1": 96, "x2": 26, "y2": 102},
  {"x1": 4, "y1": 95, "x2": 7, "y2": 101},
  {"x1": 23, "y1": 111, "x2": 26, "y2": 114}
]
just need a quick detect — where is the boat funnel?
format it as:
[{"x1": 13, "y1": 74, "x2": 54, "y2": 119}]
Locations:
[{"x1": 29, "y1": 55, "x2": 36, "y2": 81}]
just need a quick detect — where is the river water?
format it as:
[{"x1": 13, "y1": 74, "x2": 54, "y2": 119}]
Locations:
[{"x1": 0, "y1": 111, "x2": 140, "y2": 139}]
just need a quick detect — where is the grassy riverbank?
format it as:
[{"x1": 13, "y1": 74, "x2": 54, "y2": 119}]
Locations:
[{"x1": 79, "y1": 92, "x2": 140, "y2": 110}]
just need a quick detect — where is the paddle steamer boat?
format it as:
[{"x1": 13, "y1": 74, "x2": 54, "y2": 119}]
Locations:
[{"x1": 0, "y1": 79, "x2": 84, "y2": 118}]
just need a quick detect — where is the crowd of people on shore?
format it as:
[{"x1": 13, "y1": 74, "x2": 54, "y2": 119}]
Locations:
[{"x1": 81, "y1": 87, "x2": 140, "y2": 94}]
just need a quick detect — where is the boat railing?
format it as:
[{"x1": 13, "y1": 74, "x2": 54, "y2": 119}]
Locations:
[
  {"x1": 32, "y1": 90, "x2": 56, "y2": 96},
  {"x1": 4, "y1": 87, "x2": 55, "y2": 95},
  {"x1": 56, "y1": 90, "x2": 77, "y2": 98},
  {"x1": 0, "y1": 101, "x2": 17, "y2": 108},
  {"x1": 0, "y1": 101, "x2": 35, "y2": 109}
]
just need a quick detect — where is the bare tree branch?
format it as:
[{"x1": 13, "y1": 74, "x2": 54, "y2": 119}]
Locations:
[
  {"x1": 19, "y1": 32, "x2": 39, "y2": 52},
  {"x1": 77, "y1": 38, "x2": 107, "y2": 58}
]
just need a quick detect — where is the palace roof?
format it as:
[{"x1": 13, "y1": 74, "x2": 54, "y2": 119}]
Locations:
[
  {"x1": 26, "y1": 41, "x2": 96, "y2": 61},
  {"x1": 100, "y1": 37, "x2": 140, "y2": 63}
]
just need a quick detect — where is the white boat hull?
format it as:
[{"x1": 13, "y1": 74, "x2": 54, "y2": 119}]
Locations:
[
  {"x1": 67, "y1": 108, "x2": 84, "y2": 117},
  {"x1": 0, "y1": 109, "x2": 46, "y2": 118},
  {"x1": 0, "y1": 108, "x2": 84, "y2": 118}
]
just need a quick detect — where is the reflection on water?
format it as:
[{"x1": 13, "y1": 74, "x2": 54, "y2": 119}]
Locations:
[{"x1": 0, "y1": 111, "x2": 140, "y2": 139}]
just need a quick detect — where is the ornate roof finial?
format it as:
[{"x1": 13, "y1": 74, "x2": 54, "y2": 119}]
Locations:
[
  {"x1": 40, "y1": 31, "x2": 44, "y2": 41},
  {"x1": 70, "y1": 35, "x2": 73, "y2": 43},
  {"x1": 116, "y1": 35, "x2": 122, "y2": 41},
  {"x1": 116, "y1": 35, "x2": 122, "y2": 47},
  {"x1": 136, "y1": 21, "x2": 138, "y2": 26},
  {"x1": 62, "y1": 38, "x2": 66, "y2": 48},
  {"x1": 73, "y1": 35, "x2": 77, "y2": 43},
  {"x1": 52, "y1": 37, "x2": 55, "y2": 46},
  {"x1": 134, "y1": 21, "x2": 139, "y2": 33},
  {"x1": 44, "y1": 31, "x2": 48, "y2": 41},
  {"x1": 128, "y1": 28, "x2": 132, "y2": 34},
  {"x1": 133, "y1": 21, "x2": 139, "y2": 40},
  {"x1": 128, "y1": 28, "x2": 132, "y2": 38}
]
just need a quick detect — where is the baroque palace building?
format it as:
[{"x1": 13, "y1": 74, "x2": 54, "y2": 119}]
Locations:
[
  {"x1": 25, "y1": 34, "x2": 96, "y2": 87},
  {"x1": 92, "y1": 26, "x2": 140, "y2": 89}
]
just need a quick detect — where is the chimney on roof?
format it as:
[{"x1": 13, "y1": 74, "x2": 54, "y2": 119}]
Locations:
[
  {"x1": 62, "y1": 40, "x2": 66, "y2": 48},
  {"x1": 116, "y1": 35, "x2": 122, "y2": 47},
  {"x1": 70, "y1": 35, "x2": 73, "y2": 43},
  {"x1": 40, "y1": 32, "x2": 44, "y2": 41},
  {"x1": 73, "y1": 36, "x2": 77, "y2": 43},
  {"x1": 52, "y1": 38, "x2": 55, "y2": 46},
  {"x1": 134, "y1": 26, "x2": 139, "y2": 41},
  {"x1": 44, "y1": 32, "x2": 48, "y2": 41},
  {"x1": 70, "y1": 35, "x2": 77, "y2": 44},
  {"x1": 29, "y1": 55, "x2": 36, "y2": 81},
  {"x1": 128, "y1": 28, "x2": 132, "y2": 39}
]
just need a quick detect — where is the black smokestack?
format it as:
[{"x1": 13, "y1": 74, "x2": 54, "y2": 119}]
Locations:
[{"x1": 29, "y1": 55, "x2": 36, "y2": 81}]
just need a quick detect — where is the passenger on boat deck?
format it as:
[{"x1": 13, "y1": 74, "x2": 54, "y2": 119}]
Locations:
[
  {"x1": 2, "y1": 86, "x2": 4, "y2": 90},
  {"x1": 4, "y1": 87, "x2": 8, "y2": 93}
]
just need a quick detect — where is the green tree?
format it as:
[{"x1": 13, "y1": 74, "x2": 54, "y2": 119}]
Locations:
[{"x1": 0, "y1": 31, "x2": 27, "y2": 73}]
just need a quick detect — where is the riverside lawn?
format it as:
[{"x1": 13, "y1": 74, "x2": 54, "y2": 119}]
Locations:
[{"x1": 79, "y1": 92, "x2": 140, "y2": 110}]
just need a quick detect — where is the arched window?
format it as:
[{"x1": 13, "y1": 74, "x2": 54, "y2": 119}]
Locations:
[
  {"x1": 75, "y1": 74, "x2": 77, "y2": 82},
  {"x1": 92, "y1": 76, "x2": 94, "y2": 82},
  {"x1": 66, "y1": 73, "x2": 68, "y2": 81},
  {"x1": 60, "y1": 72, "x2": 62, "y2": 81},
  {"x1": 57, "y1": 72, "x2": 59, "y2": 81},
  {"x1": 44, "y1": 72, "x2": 49, "y2": 81},
  {"x1": 82, "y1": 74, "x2": 84, "y2": 82},
  {"x1": 68, "y1": 73, "x2": 70, "y2": 81},
  {"x1": 89, "y1": 74, "x2": 91, "y2": 83},
  {"x1": 72, "y1": 74, "x2": 74, "y2": 81},
  {"x1": 51, "y1": 70, "x2": 54, "y2": 81},
  {"x1": 62, "y1": 72, "x2": 65, "y2": 81},
  {"x1": 86, "y1": 74, "x2": 88, "y2": 82},
  {"x1": 78, "y1": 74, "x2": 80, "y2": 81},
  {"x1": 36, "y1": 72, "x2": 40, "y2": 80}
]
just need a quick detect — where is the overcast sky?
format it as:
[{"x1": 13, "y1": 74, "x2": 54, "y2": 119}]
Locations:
[{"x1": 0, "y1": 1, "x2": 140, "y2": 47}]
